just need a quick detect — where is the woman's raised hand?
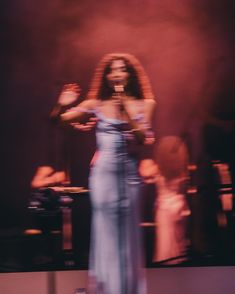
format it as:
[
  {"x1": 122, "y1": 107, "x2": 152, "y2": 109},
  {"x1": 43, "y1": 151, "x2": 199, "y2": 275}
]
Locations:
[{"x1": 58, "y1": 83, "x2": 81, "y2": 106}]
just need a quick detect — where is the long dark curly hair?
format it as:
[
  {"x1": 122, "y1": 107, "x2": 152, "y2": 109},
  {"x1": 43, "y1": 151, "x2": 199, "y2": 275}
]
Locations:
[{"x1": 87, "y1": 53, "x2": 154, "y2": 101}]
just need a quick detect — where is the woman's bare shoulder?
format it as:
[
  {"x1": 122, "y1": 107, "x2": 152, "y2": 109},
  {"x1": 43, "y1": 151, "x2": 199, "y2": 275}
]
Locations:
[{"x1": 144, "y1": 98, "x2": 156, "y2": 108}]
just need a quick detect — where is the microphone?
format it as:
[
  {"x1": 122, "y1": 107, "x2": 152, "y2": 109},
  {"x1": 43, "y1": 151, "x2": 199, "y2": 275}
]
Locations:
[
  {"x1": 112, "y1": 81, "x2": 125, "y2": 112},
  {"x1": 114, "y1": 84, "x2": 124, "y2": 93},
  {"x1": 112, "y1": 80, "x2": 125, "y2": 93}
]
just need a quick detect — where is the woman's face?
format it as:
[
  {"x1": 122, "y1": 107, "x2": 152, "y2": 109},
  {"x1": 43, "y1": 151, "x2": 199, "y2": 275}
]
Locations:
[{"x1": 106, "y1": 59, "x2": 129, "y2": 88}]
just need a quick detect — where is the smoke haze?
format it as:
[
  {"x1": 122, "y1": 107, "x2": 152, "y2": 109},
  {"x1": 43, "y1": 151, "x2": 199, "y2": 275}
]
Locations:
[{"x1": 2, "y1": 0, "x2": 235, "y2": 226}]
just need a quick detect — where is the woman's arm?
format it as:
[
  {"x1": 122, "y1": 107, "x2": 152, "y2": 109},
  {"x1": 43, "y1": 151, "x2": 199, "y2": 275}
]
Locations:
[
  {"x1": 31, "y1": 166, "x2": 68, "y2": 188},
  {"x1": 59, "y1": 99, "x2": 96, "y2": 124},
  {"x1": 122, "y1": 98, "x2": 156, "y2": 144},
  {"x1": 50, "y1": 84, "x2": 97, "y2": 124},
  {"x1": 143, "y1": 98, "x2": 156, "y2": 125},
  {"x1": 142, "y1": 98, "x2": 156, "y2": 145}
]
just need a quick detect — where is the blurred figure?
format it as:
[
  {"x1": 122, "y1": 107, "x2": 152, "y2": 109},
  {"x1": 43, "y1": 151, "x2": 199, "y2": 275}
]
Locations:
[
  {"x1": 53, "y1": 53, "x2": 156, "y2": 294},
  {"x1": 140, "y1": 136, "x2": 191, "y2": 265},
  {"x1": 31, "y1": 84, "x2": 96, "y2": 189},
  {"x1": 31, "y1": 166, "x2": 67, "y2": 189}
]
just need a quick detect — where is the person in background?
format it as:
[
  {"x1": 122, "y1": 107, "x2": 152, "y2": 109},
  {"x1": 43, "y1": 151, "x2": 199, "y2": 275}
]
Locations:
[
  {"x1": 31, "y1": 84, "x2": 96, "y2": 189},
  {"x1": 140, "y1": 136, "x2": 191, "y2": 265}
]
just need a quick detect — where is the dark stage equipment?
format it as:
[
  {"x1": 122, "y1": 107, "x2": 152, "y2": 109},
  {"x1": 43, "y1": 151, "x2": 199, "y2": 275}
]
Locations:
[{"x1": 27, "y1": 187, "x2": 91, "y2": 270}]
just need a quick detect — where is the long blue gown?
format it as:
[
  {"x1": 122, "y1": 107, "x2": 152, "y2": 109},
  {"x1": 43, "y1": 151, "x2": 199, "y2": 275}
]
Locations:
[{"x1": 88, "y1": 110, "x2": 147, "y2": 294}]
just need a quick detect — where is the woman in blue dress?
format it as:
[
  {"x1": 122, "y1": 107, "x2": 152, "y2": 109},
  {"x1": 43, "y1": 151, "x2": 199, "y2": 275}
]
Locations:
[{"x1": 56, "y1": 53, "x2": 156, "y2": 294}]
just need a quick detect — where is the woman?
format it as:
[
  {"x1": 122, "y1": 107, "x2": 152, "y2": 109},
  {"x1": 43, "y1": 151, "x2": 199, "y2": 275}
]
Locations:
[
  {"x1": 140, "y1": 136, "x2": 191, "y2": 265},
  {"x1": 55, "y1": 53, "x2": 156, "y2": 294}
]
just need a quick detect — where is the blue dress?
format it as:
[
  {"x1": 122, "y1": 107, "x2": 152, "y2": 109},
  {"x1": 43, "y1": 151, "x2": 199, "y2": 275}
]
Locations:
[{"x1": 88, "y1": 110, "x2": 147, "y2": 294}]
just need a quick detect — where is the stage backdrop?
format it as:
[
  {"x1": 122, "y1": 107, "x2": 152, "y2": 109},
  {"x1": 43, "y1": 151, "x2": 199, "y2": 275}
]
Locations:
[{"x1": 2, "y1": 0, "x2": 235, "y2": 272}]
